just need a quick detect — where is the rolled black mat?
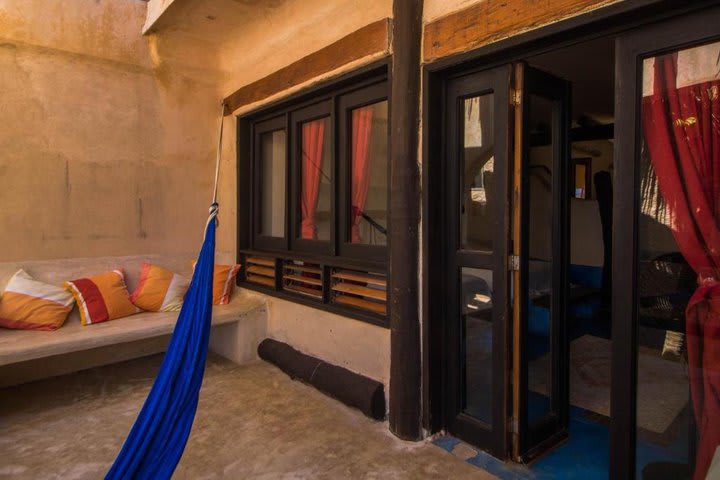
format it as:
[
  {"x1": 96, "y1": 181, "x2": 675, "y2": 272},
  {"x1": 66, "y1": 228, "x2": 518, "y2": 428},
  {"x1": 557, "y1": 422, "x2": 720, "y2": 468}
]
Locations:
[
  {"x1": 257, "y1": 338, "x2": 386, "y2": 420},
  {"x1": 257, "y1": 338, "x2": 320, "y2": 380}
]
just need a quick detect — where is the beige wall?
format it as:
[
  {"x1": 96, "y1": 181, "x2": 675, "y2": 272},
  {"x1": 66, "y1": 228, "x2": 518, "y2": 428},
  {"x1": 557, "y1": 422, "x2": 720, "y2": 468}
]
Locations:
[
  {"x1": 266, "y1": 297, "x2": 390, "y2": 390},
  {"x1": 0, "y1": 0, "x2": 223, "y2": 262}
]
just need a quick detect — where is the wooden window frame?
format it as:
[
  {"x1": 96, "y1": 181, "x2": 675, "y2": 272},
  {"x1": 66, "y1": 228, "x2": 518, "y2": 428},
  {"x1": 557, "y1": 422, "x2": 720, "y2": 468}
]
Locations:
[
  {"x1": 238, "y1": 63, "x2": 390, "y2": 326},
  {"x1": 289, "y1": 100, "x2": 335, "y2": 256},
  {"x1": 337, "y1": 82, "x2": 389, "y2": 262},
  {"x1": 252, "y1": 115, "x2": 289, "y2": 252}
]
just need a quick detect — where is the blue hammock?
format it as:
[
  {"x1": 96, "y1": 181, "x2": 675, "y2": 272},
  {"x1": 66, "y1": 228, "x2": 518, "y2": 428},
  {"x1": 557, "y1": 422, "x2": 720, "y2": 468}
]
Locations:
[
  {"x1": 107, "y1": 104, "x2": 225, "y2": 479},
  {"x1": 106, "y1": 210, "x2": 217, "y2": 479}
]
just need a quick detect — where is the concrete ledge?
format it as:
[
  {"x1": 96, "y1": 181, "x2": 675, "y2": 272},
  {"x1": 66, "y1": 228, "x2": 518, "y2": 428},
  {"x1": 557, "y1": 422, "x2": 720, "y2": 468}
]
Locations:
[{"x1": 0, "y1": 299, "x2": 264, "y2": 367}]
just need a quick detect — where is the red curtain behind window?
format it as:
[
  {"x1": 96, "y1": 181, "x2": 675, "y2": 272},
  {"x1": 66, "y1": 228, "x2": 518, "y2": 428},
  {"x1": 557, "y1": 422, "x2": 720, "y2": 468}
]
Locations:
[
  {"x1": 350, "y1": 106, "x2": 374, "y2": 243},
  {"x1": 301, "y1": 119, "x2": 326, "y2": 240},
  {"x1": 643, "y1": 53, "x2": 720, "y2": 479}
]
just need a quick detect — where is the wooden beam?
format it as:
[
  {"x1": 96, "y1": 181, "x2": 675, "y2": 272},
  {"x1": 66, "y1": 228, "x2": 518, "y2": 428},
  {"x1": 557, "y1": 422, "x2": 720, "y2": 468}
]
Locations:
[
  {"x1": 389, "y1": 0, "x2": 423, "y2": 441},
  {"x1": 223, "y1": 18, "x2": 391, "y2": 115},
  {"x1": 423, "y1": 0, "x2": 620, "y2": 62}
]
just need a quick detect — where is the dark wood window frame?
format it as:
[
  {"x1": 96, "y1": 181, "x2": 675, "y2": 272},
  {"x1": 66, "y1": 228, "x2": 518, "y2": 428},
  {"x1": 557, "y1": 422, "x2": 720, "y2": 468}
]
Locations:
[
  {"x1": 289, "y1": 100, "x2": 335, "y2": 256},
  {"x1": 238, "y1": 63, "x2": 390, "y2": 327},
  {"x1": 252, "y1": 115, "x2": 289, "y2": 252},
  {"x1": 337, "y1": 82, "x2": 389, "y2": 262}
]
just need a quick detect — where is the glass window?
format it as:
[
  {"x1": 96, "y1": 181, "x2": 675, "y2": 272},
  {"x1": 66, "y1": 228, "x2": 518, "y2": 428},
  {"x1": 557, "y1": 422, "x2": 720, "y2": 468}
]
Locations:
[
  {"x1": 260, "y1": 130, "x2": 286, "y2": 237},
  {"x1": 461, "y1": 94, "x2": 495, "y2": 252},
  {"x1": 349, "y1": 100, "x2": 388, "y2": 246},
  {"x1": 636, "y1": 39, "x2": 720, "y2": 480},
  {"x1": 299, "y1": 117, "x2": 332, "y2": 241},
  {"x1": 461, "y1": 267, "x2": 494, "y2": 425},
  {"x1": 526, "y1": 94, "x2": 556, "y2": 427}
]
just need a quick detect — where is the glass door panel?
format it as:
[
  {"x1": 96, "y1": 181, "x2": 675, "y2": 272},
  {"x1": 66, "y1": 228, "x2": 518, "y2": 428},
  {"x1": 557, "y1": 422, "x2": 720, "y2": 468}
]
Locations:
[
  {"x1": 516, "y1": 64, "x2": 571, "y2": 460},
  {"x1": 613, "y1": 8, "x2": 720, "y2": 478},
  {"x1": 635, "y1": 38, "x2": 720, "y2": 480},
  {"x1": 444, "y1": 66, "x2": 511, "y2": 458}
]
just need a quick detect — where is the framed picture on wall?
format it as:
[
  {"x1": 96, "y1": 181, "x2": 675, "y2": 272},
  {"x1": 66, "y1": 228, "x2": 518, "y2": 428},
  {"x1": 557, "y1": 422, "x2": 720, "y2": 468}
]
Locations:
[{"x1": 571, "y1": 157, "x2": 592, "y2": 199}]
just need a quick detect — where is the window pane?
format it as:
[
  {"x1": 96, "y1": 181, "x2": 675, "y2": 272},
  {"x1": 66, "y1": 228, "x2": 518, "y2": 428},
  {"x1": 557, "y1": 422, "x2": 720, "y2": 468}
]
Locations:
[
  {"x1": 526, "y1": 94, "x2": 555, "y2": 427},
  {"x1": 300, "y1": 117, "x2": 332, "y2": 241},
  {"x1": 461, "y1": 267, "x2": 494, "y2": 425},
  {"x1": 349, "y1": 100, "x2": 388, "y2": 245},
  {"x1": 461, "y1": 94, "x2": 495, "y2": 251},
  {"x1": 637, "y1": 40, "x2": 720, "y2": 480},
  {"x1": 260, "y1": 130, "x2": 286, "y2": 237}
]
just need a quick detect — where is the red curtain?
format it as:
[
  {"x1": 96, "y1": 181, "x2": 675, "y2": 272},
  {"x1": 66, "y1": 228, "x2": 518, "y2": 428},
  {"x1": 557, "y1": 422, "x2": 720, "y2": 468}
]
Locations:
[
  {"x1": 301, "y1": 119, "x2": 326, "y2": 239},
  {"x1": 350, "y1": 106, "x2": 375, "y2": 243},
  {"x1": 643, "y1": 53, "x2": 720, "y2": 479}
]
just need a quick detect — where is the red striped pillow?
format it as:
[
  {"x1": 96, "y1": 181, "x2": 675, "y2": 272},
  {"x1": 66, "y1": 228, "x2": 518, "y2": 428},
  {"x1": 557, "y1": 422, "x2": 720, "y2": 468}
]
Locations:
[{"x1": 64, "y1": 270, "x2": 140, "y2": 325}]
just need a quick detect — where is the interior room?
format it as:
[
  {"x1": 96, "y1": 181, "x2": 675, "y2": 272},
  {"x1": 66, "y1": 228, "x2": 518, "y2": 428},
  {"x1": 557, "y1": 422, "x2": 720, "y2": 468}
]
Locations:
[{"x1": 513, "y1": 36, "x2": 702, "y2": 479}]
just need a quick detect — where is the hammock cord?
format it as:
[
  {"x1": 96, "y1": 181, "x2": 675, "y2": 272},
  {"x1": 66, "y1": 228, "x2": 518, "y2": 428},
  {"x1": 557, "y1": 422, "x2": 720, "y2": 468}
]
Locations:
[
  {"x1": 212, "y1": 103, "x2": 224, "y2": 205},
  {"x1": 207, "y1": 102, "x2": 224, "y2": 231},
  {"x1": 105, "y1": 101, "x2": 226, "y2": 480}
]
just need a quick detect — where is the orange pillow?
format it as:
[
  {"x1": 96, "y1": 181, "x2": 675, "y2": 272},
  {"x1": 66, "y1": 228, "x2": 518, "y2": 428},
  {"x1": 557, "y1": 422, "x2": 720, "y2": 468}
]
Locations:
[
  {"x1": 64, "y1": 270, "x2": 140, "y2": 325},
  {"x1": 213, "y1": 264, "x2": 241, "y2": 305},
  {"x1": 130, "y1": 262, "x2": 189, "y2": 312},
  {"x1": 193, "y1": 262, "x2": 241, "y2": 305},
  {"x1": 0, "y1": 269, "x2": 75, "y2": 331}
]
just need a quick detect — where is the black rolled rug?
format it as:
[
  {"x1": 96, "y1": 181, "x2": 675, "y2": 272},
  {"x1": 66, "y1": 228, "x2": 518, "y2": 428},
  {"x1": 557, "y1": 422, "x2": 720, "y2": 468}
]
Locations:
[{"x1": 257, "y1": 338, "x2": 385, "y2": 420}]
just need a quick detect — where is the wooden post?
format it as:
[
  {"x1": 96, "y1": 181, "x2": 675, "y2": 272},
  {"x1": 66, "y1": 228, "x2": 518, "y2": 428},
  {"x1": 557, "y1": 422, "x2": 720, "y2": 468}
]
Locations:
[{"x1": 389, "y1": 0, "x2": 423, "y2": 441}]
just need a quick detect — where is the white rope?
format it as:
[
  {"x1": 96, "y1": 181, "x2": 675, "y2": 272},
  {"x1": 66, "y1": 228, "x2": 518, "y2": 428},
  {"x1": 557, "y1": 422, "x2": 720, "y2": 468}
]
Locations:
[
  {"x1": 205, "y1": 102, "x2": 225, "y2": 233},
  {"x1": 212, "y1": 102, "x2": 224, "y2": 205}
]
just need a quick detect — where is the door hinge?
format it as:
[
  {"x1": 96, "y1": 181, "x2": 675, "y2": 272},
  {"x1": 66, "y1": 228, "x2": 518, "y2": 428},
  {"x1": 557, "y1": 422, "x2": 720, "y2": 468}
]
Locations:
[
  {"x1": 511, "y1": 89, "x2": 522, "y2": 106},
  {"x1": 509, "y1": 255, "x2": 520, "y2": 271}
]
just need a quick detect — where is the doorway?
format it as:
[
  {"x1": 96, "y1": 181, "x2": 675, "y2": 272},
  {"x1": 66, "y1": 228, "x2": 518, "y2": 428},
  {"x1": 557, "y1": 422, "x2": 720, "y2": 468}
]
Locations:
[
  {"x1": 424, "y1": 5, "x2": 720, "y2": 478},
  {"x1": 434, "y1": 35, "x2": 615, "y2": 468}
]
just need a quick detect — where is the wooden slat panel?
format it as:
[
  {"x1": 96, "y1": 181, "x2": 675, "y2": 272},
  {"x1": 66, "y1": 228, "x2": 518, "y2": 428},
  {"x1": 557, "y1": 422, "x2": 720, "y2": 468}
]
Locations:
[
  {"x1": 283, "y1": 264, "x2": 322, "y2": 275},
  {"x1": 247, "y1": 257, "x2": 275, "y2": 267},
  {"x1": 285, "y1": 284, "x2": 323, "y2": 299},
  {"x1": 331, "y1": 283, "x2": 386, "y2": 301},
  {"x1": 247, "y1": 265, "x2": 275, "y2": 277},
  {"x1": 284, "y1": 274, "x2": 322, "y2": 286},
  {"x1": 423, "y1": 0, "x2": 620, "y2": 62},
  {"x1": 334, "y1": 295, "x2": 387, "y2": 315},
  {"x1": 224, "y1": 18, "x2": 391, "y2": 114},
  {"x1": 332, "y1": 271, "x2": 386, "y2": 287},
  {"x1": 247, "y1": 274, "x2": 274, "y2": 288}
]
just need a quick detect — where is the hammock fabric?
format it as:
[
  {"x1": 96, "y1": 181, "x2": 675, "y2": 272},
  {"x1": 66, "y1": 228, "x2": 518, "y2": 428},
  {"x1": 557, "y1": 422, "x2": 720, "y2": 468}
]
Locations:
[
  {"x1": 106, "y1": 210, "x2": 217, "y2": 479},
  {"x1": 107, "y1": 104, "x2": 225, "y2": 479}
]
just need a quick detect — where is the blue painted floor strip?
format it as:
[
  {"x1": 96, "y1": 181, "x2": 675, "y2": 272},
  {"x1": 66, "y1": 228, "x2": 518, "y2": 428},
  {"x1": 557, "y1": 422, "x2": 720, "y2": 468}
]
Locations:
[{"x1": 432, "y1": 405, "x2": 689, "y2": 479}]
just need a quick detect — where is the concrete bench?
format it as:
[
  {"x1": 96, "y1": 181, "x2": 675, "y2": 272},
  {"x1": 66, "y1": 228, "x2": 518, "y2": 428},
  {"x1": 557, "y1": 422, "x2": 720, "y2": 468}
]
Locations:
[{"x1": 0, "y1": 254, "x2": 267, "y2": 387}]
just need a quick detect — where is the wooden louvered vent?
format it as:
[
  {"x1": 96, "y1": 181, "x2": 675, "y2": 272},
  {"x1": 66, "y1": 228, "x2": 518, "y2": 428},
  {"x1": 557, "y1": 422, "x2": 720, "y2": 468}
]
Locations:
[
  {"x1": 282, "y1": 261, "x2": 323, "y2": 300},
  {"x1": 245, "y1": 256, "x2": 276, "y2": 288},
  {"x1": 330, "y1": 268, "x2": 387, "y2": 315}
]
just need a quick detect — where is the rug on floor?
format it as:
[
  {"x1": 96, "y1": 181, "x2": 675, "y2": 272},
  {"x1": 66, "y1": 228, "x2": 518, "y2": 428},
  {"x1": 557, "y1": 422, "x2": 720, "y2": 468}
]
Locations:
[{"x1": 529, "y1": 334, "x2": 688, "y2": 434}]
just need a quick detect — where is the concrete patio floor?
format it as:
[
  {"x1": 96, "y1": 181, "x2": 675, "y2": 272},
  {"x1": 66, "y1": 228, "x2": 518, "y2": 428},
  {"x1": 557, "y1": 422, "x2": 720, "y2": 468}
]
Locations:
[{"x1": 0, "y1": 353, "x2": 497, "y2": 479}]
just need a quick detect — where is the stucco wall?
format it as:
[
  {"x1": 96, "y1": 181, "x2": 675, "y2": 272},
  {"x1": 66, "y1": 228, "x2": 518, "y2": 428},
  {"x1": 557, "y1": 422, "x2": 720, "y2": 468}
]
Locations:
[
  {"x1": 0, "y1": 0, "x2": 222, "y2": 262},
  {"x1": 266, "y1": 297, "x2": 390, "y2": 389}
]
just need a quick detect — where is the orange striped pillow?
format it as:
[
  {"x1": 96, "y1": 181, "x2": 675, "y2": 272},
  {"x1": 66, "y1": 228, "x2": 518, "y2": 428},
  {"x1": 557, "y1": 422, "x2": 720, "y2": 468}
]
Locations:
[
  {"x1": 64, "y1": 270, "x2": 140, "y2": 325},
  {"x1": 130, "y1": 262, "x2": 189, "y2": 312},
  {"x1": 192, "y1": 262, "x2": 241, "y2": 305},
  {"x1": 0, "y1": 269, "x2": 75, "y2": 331},
  {"x1": 213, "y1": 264, "x2": 241, "y2": 305}
]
